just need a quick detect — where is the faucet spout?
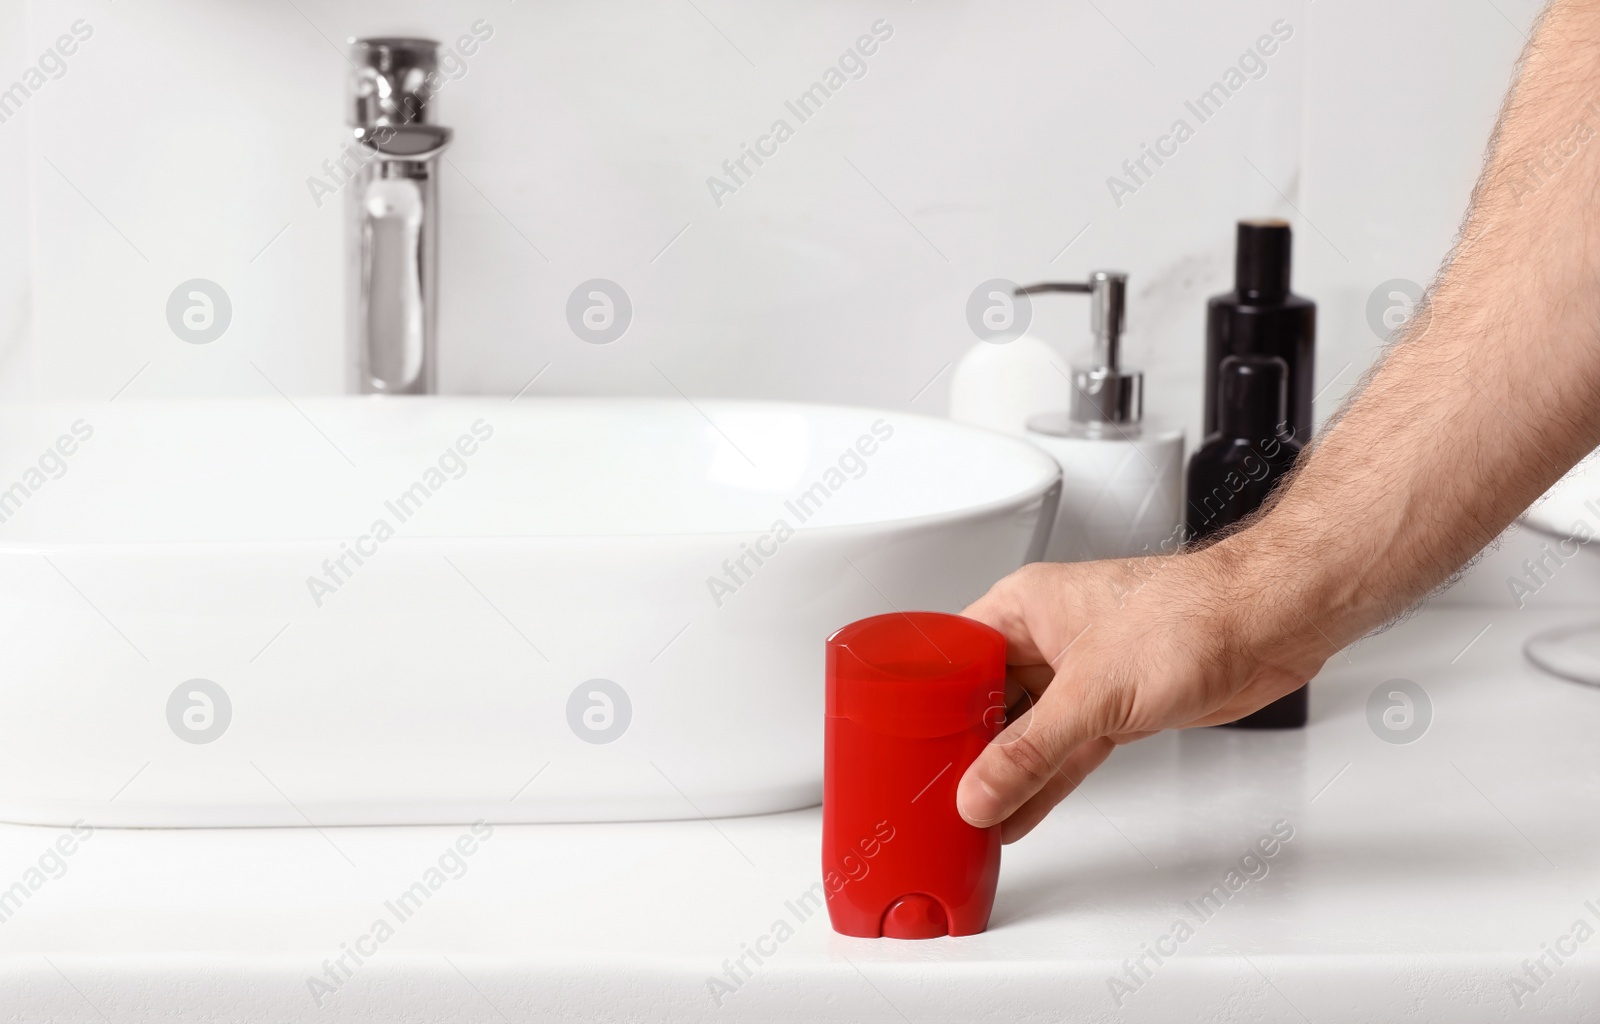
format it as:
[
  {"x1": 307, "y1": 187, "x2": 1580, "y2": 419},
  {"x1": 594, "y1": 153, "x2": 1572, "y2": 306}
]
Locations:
[{"x1": 346, "y1": 38, "x2": 452, "y2": 395}]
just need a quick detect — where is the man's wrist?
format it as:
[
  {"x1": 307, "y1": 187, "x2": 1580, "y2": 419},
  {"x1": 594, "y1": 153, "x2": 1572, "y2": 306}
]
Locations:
[{"x1": 1192, "y1": 512, "x2": 1373, "y2": 666}]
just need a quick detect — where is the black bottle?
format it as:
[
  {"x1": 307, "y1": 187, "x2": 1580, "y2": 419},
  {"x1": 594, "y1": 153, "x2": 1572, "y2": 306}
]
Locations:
[
  {"x1": 1204, "y1": 220, "x2": 1316, "y2": 447},
  {"x1": 1187, "y1": 355, "x2": 1307, "y2": 728}
]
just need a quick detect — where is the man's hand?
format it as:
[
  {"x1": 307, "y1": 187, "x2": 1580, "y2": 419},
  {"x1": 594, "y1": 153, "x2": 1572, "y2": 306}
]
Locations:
[{"x1": 955, "y1": 550, "x2": 1333, "y2": 843}]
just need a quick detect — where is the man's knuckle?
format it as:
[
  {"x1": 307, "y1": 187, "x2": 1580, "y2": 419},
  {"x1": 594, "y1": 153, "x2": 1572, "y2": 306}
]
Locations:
[{"x1": 998, "y1": 730, "x2": 1057, "y2": 786}]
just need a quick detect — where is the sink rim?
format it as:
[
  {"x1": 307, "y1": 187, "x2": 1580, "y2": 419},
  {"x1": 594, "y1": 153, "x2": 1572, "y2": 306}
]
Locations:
[{"x1": 0, "y1": 395, "x2": 1063, "y2": 549}]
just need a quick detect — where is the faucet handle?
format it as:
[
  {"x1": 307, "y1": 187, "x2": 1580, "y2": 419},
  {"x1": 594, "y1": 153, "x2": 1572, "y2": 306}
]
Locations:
[
  {"x1": 354, "y1": 124, "x2": 453, "y2": 162},
  {"x1": 349, "y1": 37, "x2": 444, "y2": 129}
]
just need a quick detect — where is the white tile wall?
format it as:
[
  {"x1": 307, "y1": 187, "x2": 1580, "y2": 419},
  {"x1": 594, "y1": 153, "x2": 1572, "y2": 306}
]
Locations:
[
  {"x1": 0, "y1": 0, "x2": 30, "y2": 397},
  {"x1": 13, "y1": 0, "x2": 1307, "y2": 408}
]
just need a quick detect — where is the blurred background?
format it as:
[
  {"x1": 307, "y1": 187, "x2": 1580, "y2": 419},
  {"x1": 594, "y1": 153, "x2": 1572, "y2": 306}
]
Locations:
[{"x1": 0, "y1": 0, "x2": 1573, "y2": 602}]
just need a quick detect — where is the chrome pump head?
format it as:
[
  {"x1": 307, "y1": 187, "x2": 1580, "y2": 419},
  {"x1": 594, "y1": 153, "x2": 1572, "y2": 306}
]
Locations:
[{"x1": 1015, "y1": 271, "x2": 1143, "y2": 433}]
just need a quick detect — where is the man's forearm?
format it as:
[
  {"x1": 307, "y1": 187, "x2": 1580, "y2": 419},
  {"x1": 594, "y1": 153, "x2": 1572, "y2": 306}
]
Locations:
[{"x1": 1222, "y1": 0, "x2": 1600, "y2": 647}]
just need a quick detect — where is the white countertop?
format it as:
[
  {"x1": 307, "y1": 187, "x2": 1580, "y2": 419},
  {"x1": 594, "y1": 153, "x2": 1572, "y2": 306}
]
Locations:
[{"x1": 3, "y1": 607, "x2": 1598, "y2": 1022}]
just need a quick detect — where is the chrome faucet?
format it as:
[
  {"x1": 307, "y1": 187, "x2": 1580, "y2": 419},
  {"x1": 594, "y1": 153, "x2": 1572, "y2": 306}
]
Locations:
[{"x1": 346, "y1": 38, "x2": 452, "y2": 395}]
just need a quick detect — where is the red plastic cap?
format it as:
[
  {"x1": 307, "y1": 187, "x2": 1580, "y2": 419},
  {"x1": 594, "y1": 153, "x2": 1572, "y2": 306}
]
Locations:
[{"x1": 826, "y1": 612, "x2": 1008, "y2": 737}]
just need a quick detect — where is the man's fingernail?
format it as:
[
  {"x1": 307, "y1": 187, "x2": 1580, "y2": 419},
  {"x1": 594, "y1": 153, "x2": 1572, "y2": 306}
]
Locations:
[{"x1": 957, "y1": 771, "x2": 1003, "y2": 826}]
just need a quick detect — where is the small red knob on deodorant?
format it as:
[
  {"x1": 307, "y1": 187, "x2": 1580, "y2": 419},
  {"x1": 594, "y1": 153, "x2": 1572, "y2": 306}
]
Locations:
[{"x1": 823, "y1": 611, "x2": 1007, "y2": 938}]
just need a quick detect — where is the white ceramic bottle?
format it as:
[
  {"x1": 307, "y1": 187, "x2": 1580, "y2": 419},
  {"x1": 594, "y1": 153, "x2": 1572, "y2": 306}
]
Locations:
[{"x1": 1017, "y1": 272, "x2": 1184, "y2": 562}]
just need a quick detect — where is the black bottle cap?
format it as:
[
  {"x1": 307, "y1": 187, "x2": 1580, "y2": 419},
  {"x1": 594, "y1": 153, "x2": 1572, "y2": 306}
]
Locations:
[
  {"x1": 1217, "y1": 354, "x2": 1288, "y2": 440},
  {"x1": 1234, "y1": 219, "x2": 1292, "y2": 303}
]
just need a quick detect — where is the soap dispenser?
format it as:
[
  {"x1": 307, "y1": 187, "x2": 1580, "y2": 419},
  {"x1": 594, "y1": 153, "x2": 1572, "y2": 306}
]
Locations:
[{"x1": 1021, "y1": 272, "x2": 1185, "y2": 562}]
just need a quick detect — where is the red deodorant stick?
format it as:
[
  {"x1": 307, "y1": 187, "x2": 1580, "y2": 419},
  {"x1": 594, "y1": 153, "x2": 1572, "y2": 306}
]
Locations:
[{"x1": 823, "y1": 611, "x2": 1006, "y2": 938}]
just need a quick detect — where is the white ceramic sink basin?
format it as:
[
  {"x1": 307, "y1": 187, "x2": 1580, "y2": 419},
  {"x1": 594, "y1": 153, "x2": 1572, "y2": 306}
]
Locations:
[{"x1": 0, "y1": 397, "x2": 1058, "y2": 826}]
